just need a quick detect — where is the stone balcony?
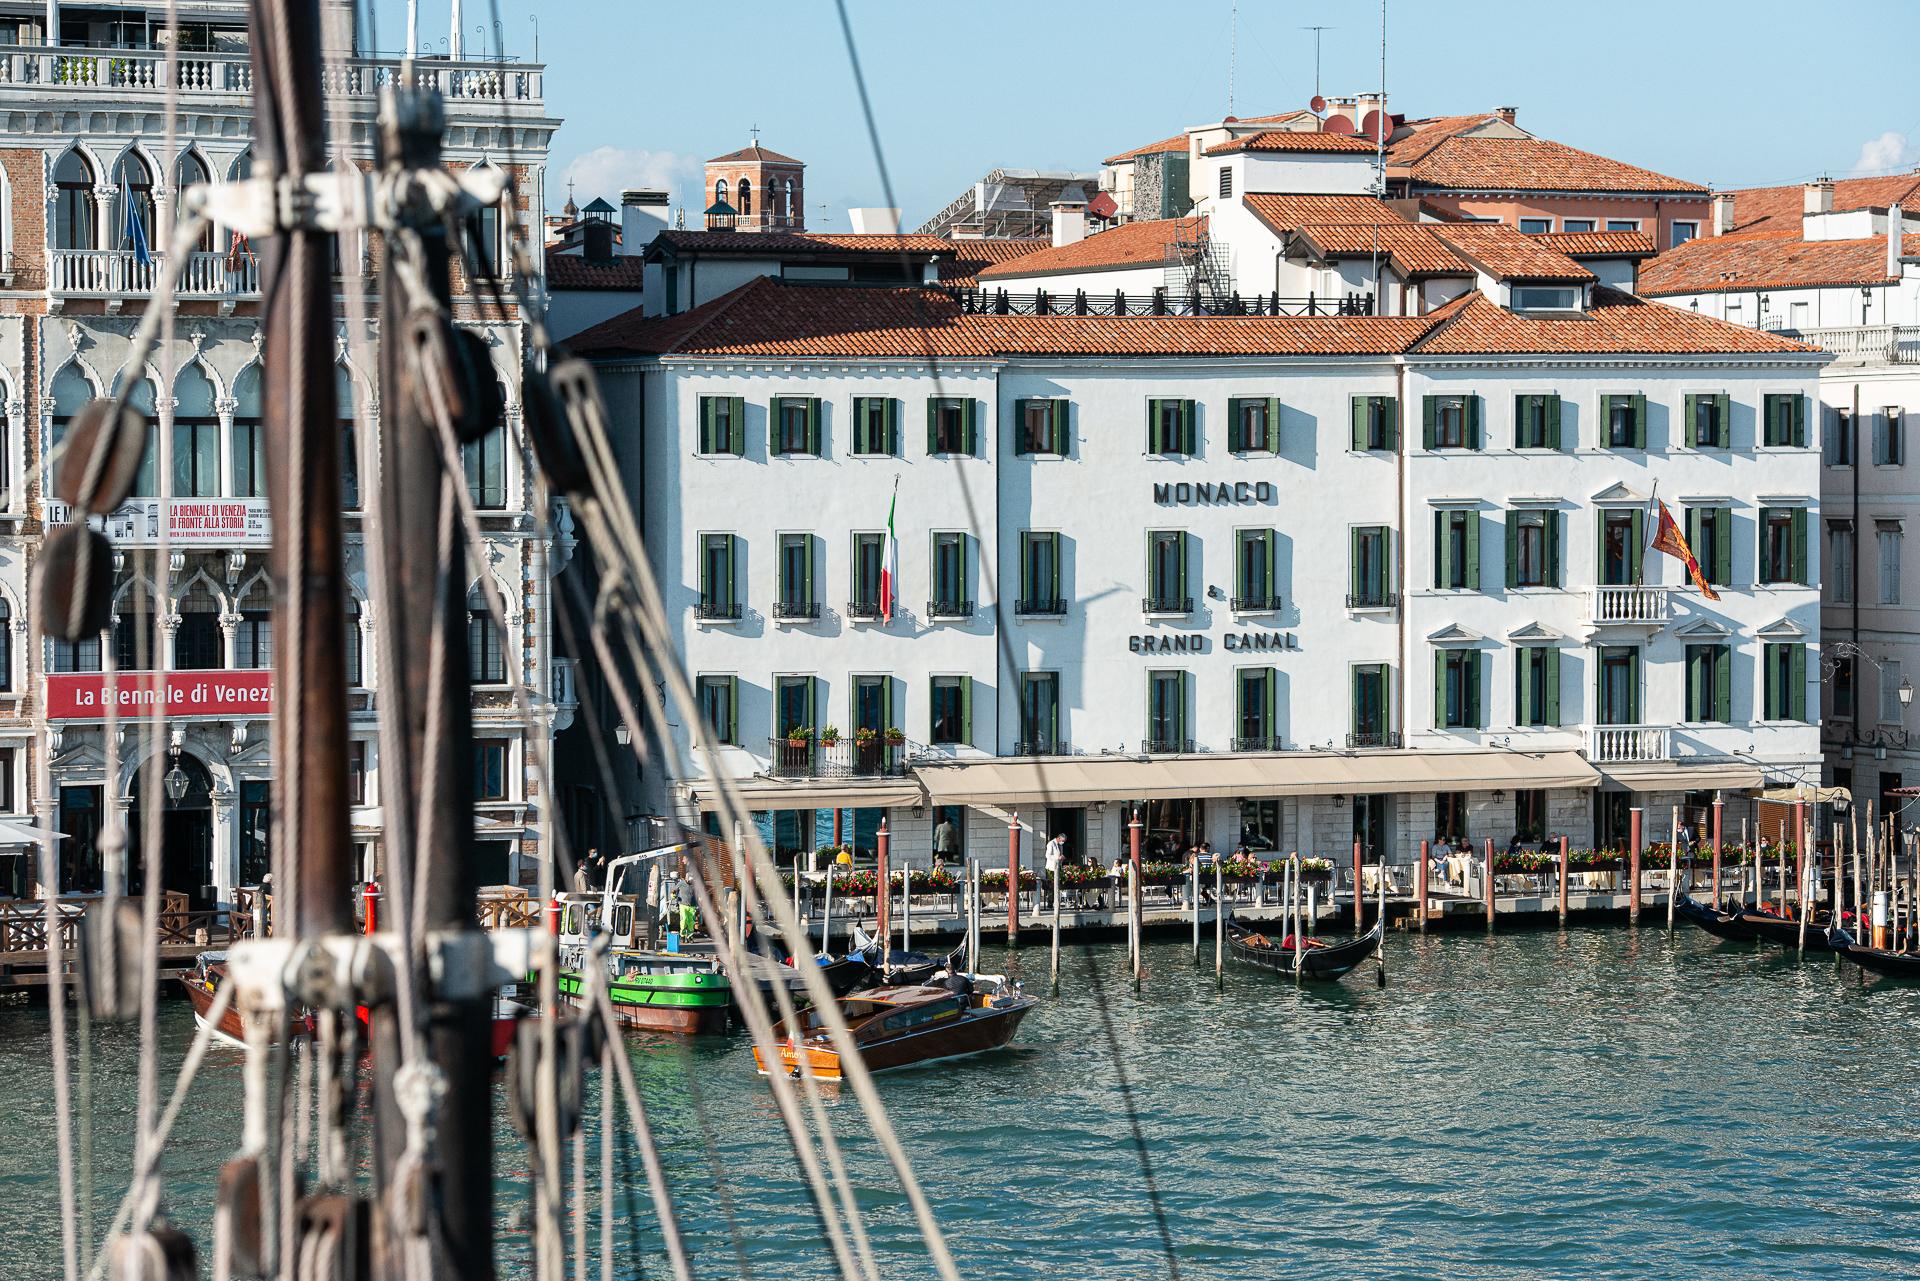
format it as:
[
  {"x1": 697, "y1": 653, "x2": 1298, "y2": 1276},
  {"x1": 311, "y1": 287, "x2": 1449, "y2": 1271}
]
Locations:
[
  {"x1": 1588, "y1": 724, "x2": 1671, "y2": 763},
  {"x1": 1781, "y1": 324, "x2": 1920, "y2": 365},
  {"x1": 1589, "y1": 585, "x2": 1669, "y2": 627},
  {"x1": 51, "y1": 250, "x2": 259, "y2": 307}
]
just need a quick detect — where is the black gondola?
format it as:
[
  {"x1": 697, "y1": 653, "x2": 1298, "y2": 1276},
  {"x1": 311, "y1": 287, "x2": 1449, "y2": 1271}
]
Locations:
[
  {"x1": 1828, "y1": 927, "x2": 1920, "y2": 979},
  {"x1": 1226, "y1": 913, "x2": 1384, "y2": 982},
  {"x1": 1732, "y1": 906, "x2": 1839, "y2": 952},
  {"x1": 847, "y1": 932, "x2": 960, "y2": 990},
  {"x1": 1674, "y1": 894, "x2": 1759, "y2": 941}
]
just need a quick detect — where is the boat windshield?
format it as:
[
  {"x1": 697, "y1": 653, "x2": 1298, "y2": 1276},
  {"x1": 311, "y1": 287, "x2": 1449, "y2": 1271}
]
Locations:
[{"x1": 877, "y1": 996, "x2": 964, "y2": 1034}]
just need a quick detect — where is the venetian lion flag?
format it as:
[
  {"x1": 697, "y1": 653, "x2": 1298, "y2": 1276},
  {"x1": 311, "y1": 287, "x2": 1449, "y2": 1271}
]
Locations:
[
  {"x1": 880, "y1": 484, "x2": 899, "y2": 622},
  {"x1": 1649, "y1": 500, "x2": 1720, "y2": 601}
]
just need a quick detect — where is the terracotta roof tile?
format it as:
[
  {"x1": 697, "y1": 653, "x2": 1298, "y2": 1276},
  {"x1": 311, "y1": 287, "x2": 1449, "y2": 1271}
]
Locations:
[
  {"x1": 543, "y1": 250, "x2": 649, "y2": 292},
  {"x1": 1428, "y1": 223, "x2": 1596, "y2": 283},
  {"x1": 975, "y1": 218, "x2": 1202, "y2": 280},
  {"x1": 1242, "y1": 193, "x2": 1407, "y2": 235},
  {"x1": 1400, "y1": 135, "x2": 1705, "y2": 195},
  {"x1": 1413, "y1": 286, "x2": 1821, "y2": 356},
  {"x1": 708, "y1": 142, "x2": 803, "y2": 165},
  {"x1": 1535, "y1": 230, "x2": 1657, "y2": 258},
  {"x1": 1102, "y1": 109, "x2": 1317, "y2": 165},
  {"x1": 1292, "y1": 223, "x2": 1471, "y2": 277},
  {"x1": 935, "y1": 238, "x2": 1052, "y2": 289},
  {"x1": 646, "y1": 231, "x2": 953, "y2": 257},
  {"x1": 1721, "y1": 173, "x2": 1920, "y2": 237},
  {"x1": 1638, "y1": 232, "x2": 1920, "y2": 296},
  {"x1": 1203, "y1": 131, "x2": 1379, "y2": 156},
  {"x1": 1384, "y1": 114, "x2": 1504, "y2": 167}
]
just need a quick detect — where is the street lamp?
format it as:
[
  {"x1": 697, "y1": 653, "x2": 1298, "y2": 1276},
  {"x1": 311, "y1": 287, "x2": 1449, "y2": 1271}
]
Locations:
[
  {"x1": 613, "y1": 722, "x2": 631, "y2": 747},
  {"x1": 1902, "y1": 677, "x2": 1915, "y2": 709},
  {"x1": 164, "y1": 760, "x2": 189, "y2": 802}
]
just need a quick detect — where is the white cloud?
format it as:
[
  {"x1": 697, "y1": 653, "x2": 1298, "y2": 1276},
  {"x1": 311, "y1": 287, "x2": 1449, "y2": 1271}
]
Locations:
[
  {"x1": 1852, "y1": 130, "x2": 1919, "y2": 175},
  {"x1": 557, "y1": 146, "x2": 698, "y2": 211}
]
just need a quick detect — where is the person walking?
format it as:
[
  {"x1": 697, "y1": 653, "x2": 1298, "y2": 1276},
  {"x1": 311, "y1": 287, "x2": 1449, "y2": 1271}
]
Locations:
[{"x1": 1043, "y1": 831, "x2": 1066, "y2": 910}]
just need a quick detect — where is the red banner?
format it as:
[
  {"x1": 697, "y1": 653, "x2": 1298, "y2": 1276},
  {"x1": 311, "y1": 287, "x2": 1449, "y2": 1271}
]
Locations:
[{"x1": 46, "y1": 670, "x2": 274, "y2": 720}]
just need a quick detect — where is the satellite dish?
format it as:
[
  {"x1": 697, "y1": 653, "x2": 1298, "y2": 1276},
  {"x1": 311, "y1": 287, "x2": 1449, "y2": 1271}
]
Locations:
[
  {"x1": 1324, "y1": 114, "x2": 1355, "y2": 136},
  {"x1": 1360, "y1": 110, "x2": 1386, "y2": 142},
  {"x1": 1309, "y1": 94, "x2": 1327, "y2": 114}
]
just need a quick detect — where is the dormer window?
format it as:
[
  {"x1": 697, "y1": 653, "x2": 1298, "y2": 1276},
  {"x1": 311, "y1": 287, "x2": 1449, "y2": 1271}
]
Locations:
[{"x1": 1511, "y1": 286, "x2": 1580, "y2": 311}]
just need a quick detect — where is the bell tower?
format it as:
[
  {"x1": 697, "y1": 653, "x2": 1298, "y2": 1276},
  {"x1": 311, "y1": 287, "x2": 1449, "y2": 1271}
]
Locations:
[{"x1": 704, "y1": 133, "x2": 805, "y2": 233}]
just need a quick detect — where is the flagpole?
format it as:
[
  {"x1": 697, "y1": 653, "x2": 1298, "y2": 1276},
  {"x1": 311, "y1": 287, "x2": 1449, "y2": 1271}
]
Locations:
[{"x1": 1636, "y1": 479, "x2": 1659, "y2": 588}]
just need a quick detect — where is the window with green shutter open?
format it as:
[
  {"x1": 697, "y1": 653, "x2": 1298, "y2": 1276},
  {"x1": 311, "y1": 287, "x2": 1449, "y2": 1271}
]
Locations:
[
  {"x1": 1596, "y1": 646, "x2": 1640, "y2": 725},
  {"x1": 1685, "y1": 392, "x2": 1730, "y2": 448},
  {"x1": 1434, "y1": 509, "x2": 1480, "y2": 590},
  {"x1": 1514, "y1": 394, "x2": 1562, "y2": 449},
  {"x1": 1598, "y1": 510, "x2": 1644, "y2": 586},
  {"x1": 1684, "y1": 506, "x2": 1733, "y2": 586},
  {"x1": 1514, "y1": 646, "x2": 1561, "y2": 727},
  {"x1": 773, "y1": 396, "x2": 820, "y2": 456},
  {"x1": 698, "y1": 534, "x2": 739, "y2": 620},
  {"x1": 1758, "y1": 506, "x2": 1808, "y2": 584},
  {"x1": 1435, "y1": 649, "x2": 1483, "y2": 729},
  {"x1": 698, "y1": 395, "x2": 746, "y2": 455},
  {"x1": 775, "y1": 533, "x2": 816, "y2": 620},
  {"x1": 928, "y1": 397, "x2": 975, "y2": 455},
  {"x1": 1349, "y1": 526, "x2": 1392, "y2": 607},
  {"x1": 930, "y1": 674, "x2": 970, "y2": 745},
  {"x1": 1423, "y1": 393, "x2": 1480, "y2": 450},
  {"x1": 1014, "y1": 398, "x2": 1068, "y2": 456},
  {"x1": 1235, "y1": 667, "x2": 1279, "y2": 750},
  {"x1": 1602, "y1": 394, "x2": 1646, "y2": 449},
  {"x1": 1146, "y1": 398, "x2": 1196, "y2": 455},
  {"x1": 696, "y1": 674, "x2": 739, "y2": 745},
  {"x1": 1351, "y1": 664, "x2": 1389, "y2": 746},
  {"x1": 1146, "y1": 670, "x2": 1188, "y2": 752},
  {"x1": 1017, "y1": 531, "x2": 1064, "y2": 615},
  {"x1": 1507, "y1": 508, "x2": 1559, "y2": 589},
  {"x1": 1763, "y1": 393, "x2": 1807, "y2": 448},
  {"x1": 852, "y1": 397, "x2": 898, "y2": 456},
  {"x1": 1351, "y1": 395, "x2": 1397, "y2": 451},
  {"x1": 1685, "y1": 644, "x2": 1732, "y2": 723},
  {"x1": 1228, "y1": 397, "x2": 1280, "y2": 453},
  {"x1": 1234, "y1": 529, "x2": 1279, "y2": 610},
  {"x1": 1763, "y1": 642, "x2": 1807, "y2": 721},
  {"x1": 1018, "y1": 672, "x2": 1060, "y2": 754}
]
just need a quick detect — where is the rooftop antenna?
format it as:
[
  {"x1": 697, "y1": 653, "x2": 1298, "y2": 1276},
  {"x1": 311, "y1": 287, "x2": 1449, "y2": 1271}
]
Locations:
[
  {"x1": 1227, "y1": 0, "x2": 1238, "y2": 117},
  {"x1": 1301, "y1": 25, "x2": 1335, "y2": 102},
  {"x1": 1374, "y1": 0, "x2": 1387, "y2": 198}
]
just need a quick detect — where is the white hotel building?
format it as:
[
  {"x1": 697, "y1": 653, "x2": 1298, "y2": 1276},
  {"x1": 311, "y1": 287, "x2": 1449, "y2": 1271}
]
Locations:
[{"x1": 577, "y1": 128, "x2": 1827, "y2": 871}]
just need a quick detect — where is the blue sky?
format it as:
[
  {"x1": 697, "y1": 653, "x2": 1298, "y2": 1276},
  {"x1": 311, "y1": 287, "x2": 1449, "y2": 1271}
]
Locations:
[{"x1": 376, "y1": 0, "x2": 1920, "y2": 224}]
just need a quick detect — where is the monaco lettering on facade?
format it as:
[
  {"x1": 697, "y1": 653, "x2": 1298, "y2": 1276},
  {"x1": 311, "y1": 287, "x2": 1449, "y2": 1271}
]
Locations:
[{"x1": 1153, "y1": 481, "x2": 1275, "y2": 505}]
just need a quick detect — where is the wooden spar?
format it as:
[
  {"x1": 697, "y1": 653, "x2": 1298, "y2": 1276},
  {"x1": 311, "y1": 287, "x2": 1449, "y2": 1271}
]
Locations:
[
  {"x1": 1711, "y1": 796, "x2": 1725, "y2": 907},
  {"x1": 1628, "y1": 807, "x2": 1643, "y2": 923},
  {"x1": 1214, "y1": 857, "x2": 1224, "y2": 985},
  {"x1": 1667, "y1": 804, "x2": 1679, "y2": 931},
  {"x1": 1416, "y1": 839, "x2": 1430, "y2": 934},
  {"x1": 875, "y1": 818, "x2": 890, "y2": 964},
  {"x1": 1352, "y1": 839, "x2": 1364, "y2": 935},
  {"x1": 1557, "y1": 834, "x2": 1570, "y2": 924},
  {"x1": 1049, "y1": 855, "x2": 1060, "y2": 994},
  {"x1": 1483, "y1": 837, "x2": 1495, "y2": 931}
]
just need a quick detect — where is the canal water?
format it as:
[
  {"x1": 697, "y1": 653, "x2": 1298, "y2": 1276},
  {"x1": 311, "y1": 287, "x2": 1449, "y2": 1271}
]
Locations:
[{"x1": 5, "y1": 927, "x2": 1919, "y2": 1280}]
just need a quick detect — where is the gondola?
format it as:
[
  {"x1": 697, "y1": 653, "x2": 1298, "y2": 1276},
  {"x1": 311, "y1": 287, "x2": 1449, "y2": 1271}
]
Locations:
[
  {"x1": 753, "y1": 973, "x2": 1037, "y2": 1080},
  {"x1": 1225, "y1": 913, "x2": 1384, "y2": 982},
  {"x1": 1674, "y1": 894, "x2": 1759, "y2": 941},
  {"x1": 1732, "y1": 904, "x2": 1840, "y2": 952},
  {"x1": 847, "y1": 929, "x2": 959, "y2": 990},
  {"x1": 1828, "y1": 927, "x2": 1920, "y2": 980}
]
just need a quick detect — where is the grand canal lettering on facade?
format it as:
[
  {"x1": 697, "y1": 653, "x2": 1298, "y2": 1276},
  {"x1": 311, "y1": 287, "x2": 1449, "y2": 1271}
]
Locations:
[
  {"x1": 1224, "y1": 631, "x2": 1300, "y2": 652},
  {"x1": 1152, "y1": 480, "x2": 1276, "y2": 505},
  {"x1": 1129, "y1": 634, "x2": 1208, "y2": 654}
]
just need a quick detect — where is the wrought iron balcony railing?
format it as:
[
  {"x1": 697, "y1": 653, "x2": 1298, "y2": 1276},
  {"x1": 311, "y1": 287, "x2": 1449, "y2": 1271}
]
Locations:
[
  {"x1": 1345, "y1": 730, "x2": 1401, "y2": 749},
  {"x1": 1014, "y1": 597, "x2": 1067, "y2": 617},
  {"x1": 926, "y1": 598, "x2": 975, "y2": 620},
  {"x1": 772, "y1": 600, "x2": 821, "y2": 622},
  {"x1": 696, "y1": 600, "x2": 742, "y2": 622}
]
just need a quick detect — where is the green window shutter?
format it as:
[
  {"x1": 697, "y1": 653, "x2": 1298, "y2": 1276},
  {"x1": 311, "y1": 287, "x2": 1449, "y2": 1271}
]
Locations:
[
  {"x1": 1549, "y1": 512, "x2": 1564, "y2": 588},
  {"x1": 726, "y1": 675, "x2": 739, "y2": 743},
  {"x1": 1765, "y1": 395, "x2": 1782, "y2": 446},
  {"x1": 1685, "y1": 506, "x2": 1701, "y2": 556},
  {"x1": 727, "y1": 397, "x2": 745, "y2": 455},
  {"x1": 1012, "y1": 399, "x2": 1031, "y2": 455},
  {"x1": 1790, "y1": 644, "x2": 1807, "y2": 721},
  {"x1": 1470, "y1": 652, "x2": 1485, "y2": 727},
  {"x1": 1267, "y1": 397, "x2": 1282, "y2": 452},
  {"x1": 1628, "y1": 508, "x2": 1645, "y2": 582},
  {"x1": 926, "y1": 397, "x2": 939, "y2": 454},
  {"x1": 1051, "y1": 399, "x2": 1069, "y2": 455},
  {"x1": 1432, "y1": 651, "x2": 1446, "y2": 726},
  {"x1": 959, "y1": 675, "x2": 973, "y2": 744},
  {"x1": 1433, "y1": 511, "x2": 1448, "y2": 589},
  {"x1": 1018, "y1": 532, "x2": 1033, "y2": 601},
  {"x1": 1630, "y1": 393, "x2": 1646, "y2": 449},
  {"x1": 1594, "y1": 511, "x2": 1605, "y2": 585},
  {"x1": 962, "y1": 399, "x2": 979, "y2": 455},
  {"x1": 1145, "y1": 399, "x2": 1162, "y2": 450},
  {"x1": 1627, "y1": 649, "x2": 1642, "y2": 724},
  {"x1": 1264, "y1": 530, "x2": 1278, "y2": 597},
  {"x1": 1422, "y1": 395, "x2": 1437, "y2": 450},
  {"x1": 1687, "y1": 647, "x2": 1703, "y2": 721},
  {"x1": 1514, "y1": 395, "x2": 1527, "y2": 445},
  {"x1": 884, "y1": 398, "x2": 900, "y2": 455},
  {"x1": 1790, "y1": 508, "x2": 1809, "y2": 583},
  {"x1": 1543, "y1": 646, "x2": 1561, "y2": 726},
  {"x1": 1175, "y1": 530, "x2": 1189, "y2": 597},
  {"x1": 806, "y1": 675, "x2": 818, "y2": 734},
  {"x1": 1545, "y1": 395, "x2": 1563, "y2": 450},
  {"x1": 1713, "y1": 394, "x2": 1730, "y2": 446},
  {"x1": 1714, "y1": 645, "x2": 1731, "y2": 722},
  {"x1": 1383, "y1": 397, "x2": 1399, "y2": 450},
  {"x1": 1351, "y1": 396, "x2": 1367, "y2": 451},
  {"x1": 1713, "y1": 508, "x2": 1732, "y2": 584},
  {"x1": 806, "y1": 398, "x2": 821, "y2": 455},
  {"x1": 1181, "y1": 399, "x2": 1197, "y2": 455},
  {"x1": 1350, "y1": 527, "x2": 1363, "y2": 599},
  {"x1": 1464, "y1": 512, "x2": 1481, "y2": 588},
  {"x1": 1793, "y1": 393, "x2": 1808, "y2": 447},
  {"x1": 699, "y1": 397, "x2": 715, "y2": 453},
  {"x1": 1683, "y1": 394, "x2": 1699, "y2": 447},
  {"x1": 1505, "y1": 513, "x2": 1520, "y2": 590},
  {"x1": 1265, "y1": 664, "x2": 1278, "y2": 732},
  {"x1": 1516, "y1": 649, "x2": 1533, "y2": 725},
  {"x1": 1468, "y1": 395, "x2": 1484, "y2": 450},
  {"x1": 803, "y1": 534, "x2": 815, "y2": 602}
]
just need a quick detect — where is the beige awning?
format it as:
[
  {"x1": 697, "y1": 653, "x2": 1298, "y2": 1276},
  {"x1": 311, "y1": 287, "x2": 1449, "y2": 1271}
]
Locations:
[
  {"x1": 1758, "y1": 784, "x2": 1851, "y2": 805},
  {"x1": 689, "y1": 777, "x2": 927, "y2": 813},
  {"x1": 914, "y1": 748, "x2": 1599, "y2": 807},
  {"x1": 1600, "y1": 761, "x2": 1766, "y2": 792}
]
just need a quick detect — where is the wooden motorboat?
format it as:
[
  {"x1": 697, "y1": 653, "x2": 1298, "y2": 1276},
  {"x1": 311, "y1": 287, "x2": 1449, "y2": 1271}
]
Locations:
[
  {"x1": 1828, "y1": 927, "x2": 1920, "y2": 979},
  {"x1": 752, "y1": 978, "x2": 1037, "y2": 1080},
  {"x1": 1226, "y1": 914, "x2": 1384, "y2": 982},
  {"x1": 1732, "y1": 904, "x2": 1839, "y2": 952},
  {"x1": 179, "y1": 951, "x2": 313, "y2": 1046},
  {"x1": 1674, "y1": 895, "x2": 1759, "y2": 941}
]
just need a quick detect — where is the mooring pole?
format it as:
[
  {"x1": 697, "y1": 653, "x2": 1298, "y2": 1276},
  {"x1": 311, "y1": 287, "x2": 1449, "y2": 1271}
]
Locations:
[
  {"x1": 1006, "y1": 817, "x2": 1020, "y2": 947},
  {"x1": 1797, "y1": 813, "x2": 1812, "y2": 955},
  {"x1": 1128, "y1": 809, "x2": 1143, "y2": 982},
  {"x1": 875, "y1": 817, "x2": 890, "y2": 964},
  {"x1": 1416, "y1": 839, "x2": 1430, "y2": 934},
  {"x1": 1667, "y1": 829, "x2": 1679, "y2": 931},
  {"x1": 1214, "y1": 856, "x2": 1224, "y2": 985},
  {"x1": 1557, "y1": 834, "x2": 1570, "y2": 925},
  {"x1": 1711, "y1": 794, "x2": 1725, "y2": 908},
  {"x1": 1628, "y1": 806, "x2": 1643, "y2": 923},
  {"x1": 1352, "y1": 838, "x2": 1364, "y2": 935},
  {"x1": 1190, "y1": 856, "x2": 1201, "y2": 961},
  {"x1": 1049, "y1": 855, "x2": 1061, "y2": 994},
  {"x1": 1483, "y1": 836, "x2": 1496, "y2": 931},
  {"x1": 1793, "y1": 799, "x2": 1808, "y2": 921}
]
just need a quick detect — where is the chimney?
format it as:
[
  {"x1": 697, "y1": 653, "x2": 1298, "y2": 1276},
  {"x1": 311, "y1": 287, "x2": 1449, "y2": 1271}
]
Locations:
[
  {"x1": 847, "y1": 208, "x2": 902, "y2": 234},
  {"x1": 1494, "y1": 106, "x2": 1518, "y2": 126},
  {"x1": 1713, "y1": 192, "x2": 1736, "y2": 236},
  {"x1": 1803, "y1": 178, "x2": 1834, "y2": 216},
  {"x1": 619, "y1": 188, "x2": 668, "y2": 256},
  {"x1": 582, "y1": 220, "x2": 615, "y2": 263},
  {"x1": 1891, "y1": 202, "x2": 1904, "y2": 279},
  {"x1": 1050, "y1": 184, "x2": 1089, "y2": 248}
]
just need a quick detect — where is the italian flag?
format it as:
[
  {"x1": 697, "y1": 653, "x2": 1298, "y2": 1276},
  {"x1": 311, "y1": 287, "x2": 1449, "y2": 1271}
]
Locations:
[{"x1": 880, "y1": 487, "x2": 899, "y2": 622}]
